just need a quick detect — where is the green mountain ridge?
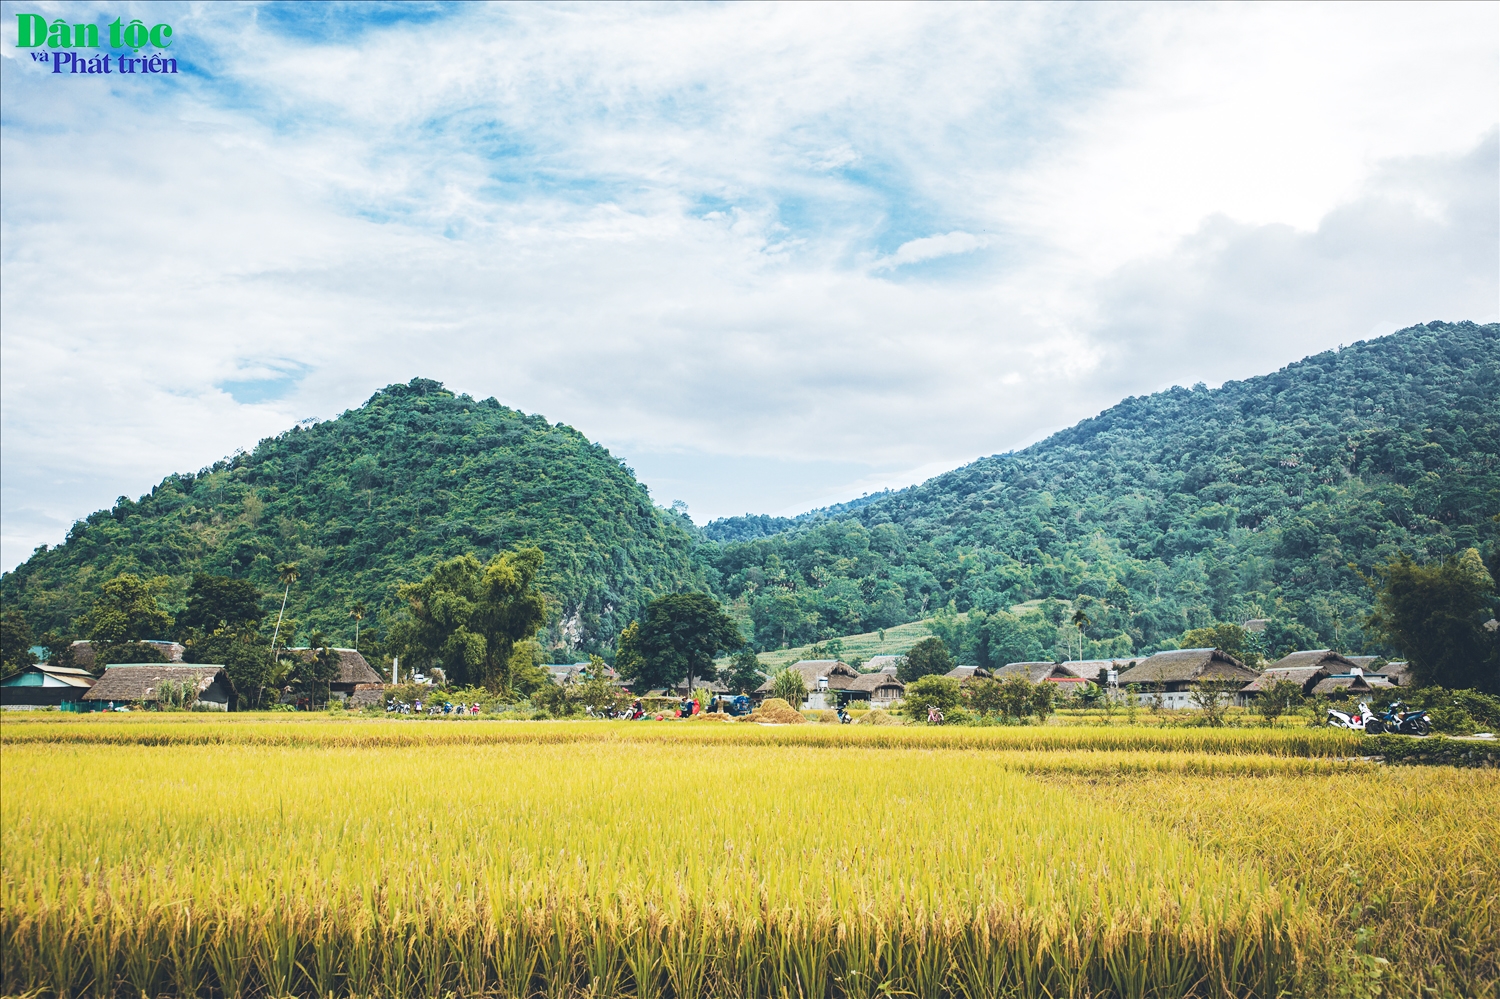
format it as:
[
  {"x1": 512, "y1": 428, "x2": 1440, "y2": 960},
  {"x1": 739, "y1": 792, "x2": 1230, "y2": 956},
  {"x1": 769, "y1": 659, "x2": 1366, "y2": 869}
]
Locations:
[
  {"x1": 699, "y1": 321, "x2": 1500, "y2": 664},
  {"x1": 2, "y1": 378, "x2": 707, "y2": 654},
  {"x1": 4, "y1": 322, "x2": 1497, "y2": 668}
]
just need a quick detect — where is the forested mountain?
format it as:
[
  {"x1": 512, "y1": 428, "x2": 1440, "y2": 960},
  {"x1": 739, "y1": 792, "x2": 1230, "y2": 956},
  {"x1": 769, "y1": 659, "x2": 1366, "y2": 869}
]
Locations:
[
  {"x1": 702, "y1": 322, "x2": 1500, "y2": 663},
  {"x1": 1, "y1": 379, "x2": 706, "y2": 654},
  {"x1": 6, "y1": 324, "x2": 1496, "y2": 669}
]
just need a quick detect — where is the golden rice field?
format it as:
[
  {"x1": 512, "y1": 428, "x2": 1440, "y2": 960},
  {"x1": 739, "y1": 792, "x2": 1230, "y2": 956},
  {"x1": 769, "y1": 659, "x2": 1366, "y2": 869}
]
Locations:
[{"x1": 2, "y1": 716, "x2": 1495, "y2": 999}]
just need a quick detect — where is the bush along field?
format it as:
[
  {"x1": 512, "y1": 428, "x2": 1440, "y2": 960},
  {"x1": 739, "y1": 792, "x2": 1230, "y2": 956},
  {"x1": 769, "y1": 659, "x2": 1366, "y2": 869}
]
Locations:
[{"x1": 3, "y1": 719, "x2": 1497, "y2": 999}]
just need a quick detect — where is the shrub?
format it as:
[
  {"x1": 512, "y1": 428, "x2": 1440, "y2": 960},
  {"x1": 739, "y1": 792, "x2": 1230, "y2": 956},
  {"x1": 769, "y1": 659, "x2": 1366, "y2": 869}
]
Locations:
[
  {"x1": 903, "y1": 675, "x2": 962, "y2": 719},
  {"x1": 768, "y1": 668, "x2": 808, "y2": 706}
]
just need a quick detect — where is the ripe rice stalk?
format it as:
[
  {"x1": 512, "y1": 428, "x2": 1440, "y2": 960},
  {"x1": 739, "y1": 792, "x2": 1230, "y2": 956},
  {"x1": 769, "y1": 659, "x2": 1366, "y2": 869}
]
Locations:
[
  {"x1": 484, "y1": 913, "x2": 537, "y2": 999},
  {"x1": 621, "y1": 904, "x2": 667, "y2": 999},
  {"x1": 38, "y1": 899, "x2": 87, "y2": 999},
  {"x1": 166, "y1": 902, "x2": 212, "y2": 999},
  {"x1": 83, "y1": 904, "x2": 123, "y2": 999},
  {"x1": 579, "y1": 904, "x2": 626, "y2": 998},
  {"x1": 207, "y1": 907, "x2": 254, "y2": 999},
  {"x1": 118, "y1": 903, "x2": 165, "y2": 999},
  {"x1": 254, "y1": 904, "x2": 303, "y2": 998}
]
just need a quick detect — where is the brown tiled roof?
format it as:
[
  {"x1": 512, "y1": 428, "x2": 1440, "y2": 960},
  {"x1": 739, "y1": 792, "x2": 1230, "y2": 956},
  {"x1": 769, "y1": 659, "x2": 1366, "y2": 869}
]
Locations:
[
  {"x1": 82, "y1": 665, "x2": 234, "y2": 702},
  {"x1": 1115, "y1": 648, "x2": 1257, "y2": 685},
  {"x1": 285, "y1": 648, "x2": 382, "y2": 685},
  {"x1": 1269, "y1": 650, "x2": 1361, "y2": 673}
]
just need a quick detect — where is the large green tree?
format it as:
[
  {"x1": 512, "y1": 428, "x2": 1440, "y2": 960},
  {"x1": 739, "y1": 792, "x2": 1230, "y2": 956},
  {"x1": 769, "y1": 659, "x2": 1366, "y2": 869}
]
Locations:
[
  {"x1": 177, "y1": 573, "x2": 264, "y2": 635},
  {"x1": 80, "y1": 573, "x2": 173, "y2": 666},
  {"x1": 1368, "y1": 550, "x2": 1499, "y2": 692},
  {"x1": 1, "y1": 610, "x2": 36, "y2": 674},
  {"x1": 899, "y1": 637, "x2": 954, "y2": 683},
  {"x1": 615, "y1": 593, "x2": 741, "y2": 692},
  {"x1": 724, "y1": 648, "x2": 766, "y2": 694},
  {"x1": 1178, "y1": 622, "x2": 1260, "y2": 665},
  {"x1": 176, "y1": 573, "x2": 271, "y2": 707},
  {"x1": 389, "y1": 548, "x2": 547, "y2": 690}
]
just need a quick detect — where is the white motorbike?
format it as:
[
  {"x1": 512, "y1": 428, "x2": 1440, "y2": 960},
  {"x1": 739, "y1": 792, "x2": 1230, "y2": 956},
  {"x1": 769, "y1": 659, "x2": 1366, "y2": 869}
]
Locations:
[{"x1": 1327, "y1": 701, "x2": 1382, "y2": 734}]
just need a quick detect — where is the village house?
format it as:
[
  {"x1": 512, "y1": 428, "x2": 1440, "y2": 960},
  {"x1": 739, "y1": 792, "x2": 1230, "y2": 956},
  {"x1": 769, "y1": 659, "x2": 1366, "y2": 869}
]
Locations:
[
  {"x1": 545, "y1": 662, "x2": 619, "y2": 686},
  {"x1": 1310, "y1": 668, "x2": 1394, "y2": 698},
  {"x1": 754, "y1": 659, "x2": 861, "y2": 709},
  {"x1": 943, "y1": 665, "x2": 993, "y2": 680},
  {"x1": 1241, "y1": 650, "x2": 1398, "y2": 702},
  {"x1": 1069, "y1": 658, "x2": 1147, "y2": 684},
  {"x1": 1, "y1": 662, "x2": 96, "y2": 710},
  {"x1": 862, "y1": 655, "x2": 903, "y2": 674},
  {"x1": 993, "y1": 660, "x2": 1094, "y2": 693},
  {"x1": 81, "y1": 665, "x2": 236, "y2": 711},
  {"x1": 68, "y1": 639, "x2": 185, "y2": 671},
  {"x1": 1114, "y1": 648, "x2": 1258, "y2": 709},
  {"x1": 285, "y1": 647, "x2": 385, "y2": 706},
  {"x1": 842, "y1": 670, "x2": 906, "y2": 709}
]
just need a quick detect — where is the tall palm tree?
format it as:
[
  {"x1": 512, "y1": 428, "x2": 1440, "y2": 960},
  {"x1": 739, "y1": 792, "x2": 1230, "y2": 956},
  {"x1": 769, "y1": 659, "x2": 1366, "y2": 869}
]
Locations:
[
  {"x1": 349, "y1": 602, "x2": 366, "y2": 651},
  {"x1": 270, "y1": 562, "x2": 300, "y2": 662},
  {"x1": 1070, "y1": 609, "x2": 1091, "y2": 662}
]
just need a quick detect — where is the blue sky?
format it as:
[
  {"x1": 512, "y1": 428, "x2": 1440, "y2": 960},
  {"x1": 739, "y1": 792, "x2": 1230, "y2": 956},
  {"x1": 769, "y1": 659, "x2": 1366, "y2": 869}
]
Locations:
[{"x1": 1, "y1": 1, "x2": 1497, "y2": 571}]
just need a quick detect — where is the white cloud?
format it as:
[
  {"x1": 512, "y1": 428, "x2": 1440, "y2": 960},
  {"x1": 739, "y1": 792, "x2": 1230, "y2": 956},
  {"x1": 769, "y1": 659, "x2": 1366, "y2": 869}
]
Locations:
[
  {"x1": 1, "y1": 1, "x2": 1495, "y2": 570},
  {"x1": 874, "y1": 232, "x2": 988, "y2": 270}
]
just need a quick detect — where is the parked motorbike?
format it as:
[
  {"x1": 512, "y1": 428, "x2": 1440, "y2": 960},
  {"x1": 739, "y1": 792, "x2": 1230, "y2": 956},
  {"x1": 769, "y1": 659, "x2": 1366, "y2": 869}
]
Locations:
[
  {"x1": 1327, "y1": 701, "x2": 1382, "y2": 733},
  {"x1": 1376, "y1": 700, "x2": 1432, "y2": 736}
]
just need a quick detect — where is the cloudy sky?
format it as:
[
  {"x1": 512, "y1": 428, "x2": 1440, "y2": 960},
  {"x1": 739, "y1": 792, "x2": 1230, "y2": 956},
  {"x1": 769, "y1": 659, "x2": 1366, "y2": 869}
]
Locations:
[{"x1": 2, "y1": 1, "x2": 1496, "y2": 572}]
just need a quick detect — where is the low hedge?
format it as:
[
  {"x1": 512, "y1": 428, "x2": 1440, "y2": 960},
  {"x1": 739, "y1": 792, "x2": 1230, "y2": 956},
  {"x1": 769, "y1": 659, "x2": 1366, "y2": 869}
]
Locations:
[{"x1": 1361, "y1": 734, "x2": 1500, "y2": 767}]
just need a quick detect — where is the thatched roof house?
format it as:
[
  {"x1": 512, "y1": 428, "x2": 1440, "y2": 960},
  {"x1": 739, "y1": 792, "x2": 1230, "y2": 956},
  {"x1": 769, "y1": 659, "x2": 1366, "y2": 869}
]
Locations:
[
  {"x1": 863, "y1": 656, "x2": 903, "y2": 674},
  {"x1": 1310, "y1": 670, "x2": 1394, "y2": 697},
  {"x1": 82, "y1": 665, "x2": 236, "y2": 710},
  {"x1": 991, "y1": 661, "x2": 1093, "y2": 693},
  {"x1": 1240, "y1": 665, "x2": 1331, "y2": 698},
  {"x1": 1379, "y1": 660, "x2": 1412, "y2": 686},
  {"x1": 944, "y1": 665, "x2": 993, "y2": 680},
  {"x1": 755, "y1": 660, "x2": 861, "y2": 709},
  {"x1": 284, "y1": 648, "x2": 383, "y2": 695},
  {"x1": 1, "y1": 663, "x2": 95, "y2": 709},
  {"x1": 1115, "y1": 649, "x2": 1258, "y2": 708},
  {"x1": 843, "y1": 670, "x2": 905, "y2": 708},
  {"x1": 1269, "y1": 650, "x2": 1362, "y2": 673},
  {"x1": 1071, "y1": 658, "x2": 1146, "y2": 683},
  {"x1": 68, "y1": 639, "x2": 185, "y2": 671}
]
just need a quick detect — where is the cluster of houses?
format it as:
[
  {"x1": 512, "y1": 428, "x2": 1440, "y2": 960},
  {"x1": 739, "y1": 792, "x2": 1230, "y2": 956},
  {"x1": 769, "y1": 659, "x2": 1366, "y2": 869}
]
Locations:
[
  {"x1": 0, "y1": 639, "x2": 385, "y2": 711},
  {"x1": 2, "y1": 635, "x2": 1409, "y2": 714},
  {"x1": 731, "y1": 646, "x2": 1410, "y2": 712}
]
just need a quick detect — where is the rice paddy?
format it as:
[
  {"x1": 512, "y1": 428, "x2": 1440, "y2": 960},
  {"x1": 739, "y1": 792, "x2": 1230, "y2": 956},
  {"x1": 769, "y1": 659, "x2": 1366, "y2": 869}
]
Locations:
[{"x1": 2, "y1": 716, "x2": 1495, "y2": 998}]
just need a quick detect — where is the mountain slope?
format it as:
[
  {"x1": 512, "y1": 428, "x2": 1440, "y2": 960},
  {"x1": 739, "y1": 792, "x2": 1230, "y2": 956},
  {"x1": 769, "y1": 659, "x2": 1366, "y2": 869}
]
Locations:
[
  {"x1": 2, "y1": 379, "x2": 705, "y2": 652},
  {"x1": 704, "y1": 321, "x2": 1500, "y2": 659}
]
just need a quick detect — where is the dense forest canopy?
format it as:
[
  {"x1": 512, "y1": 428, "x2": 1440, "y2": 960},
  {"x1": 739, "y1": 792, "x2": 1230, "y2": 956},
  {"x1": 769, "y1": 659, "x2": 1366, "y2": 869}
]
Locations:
[
  {"x1": 700, "y1": 322, "x2": 1500, "y2": 661},
  {"x1": 3, "y1": 323, "x2": 1496, "y2": 668},
  {"x1": 1, "y1": 379, "x2": 707, "y2": 656}
]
